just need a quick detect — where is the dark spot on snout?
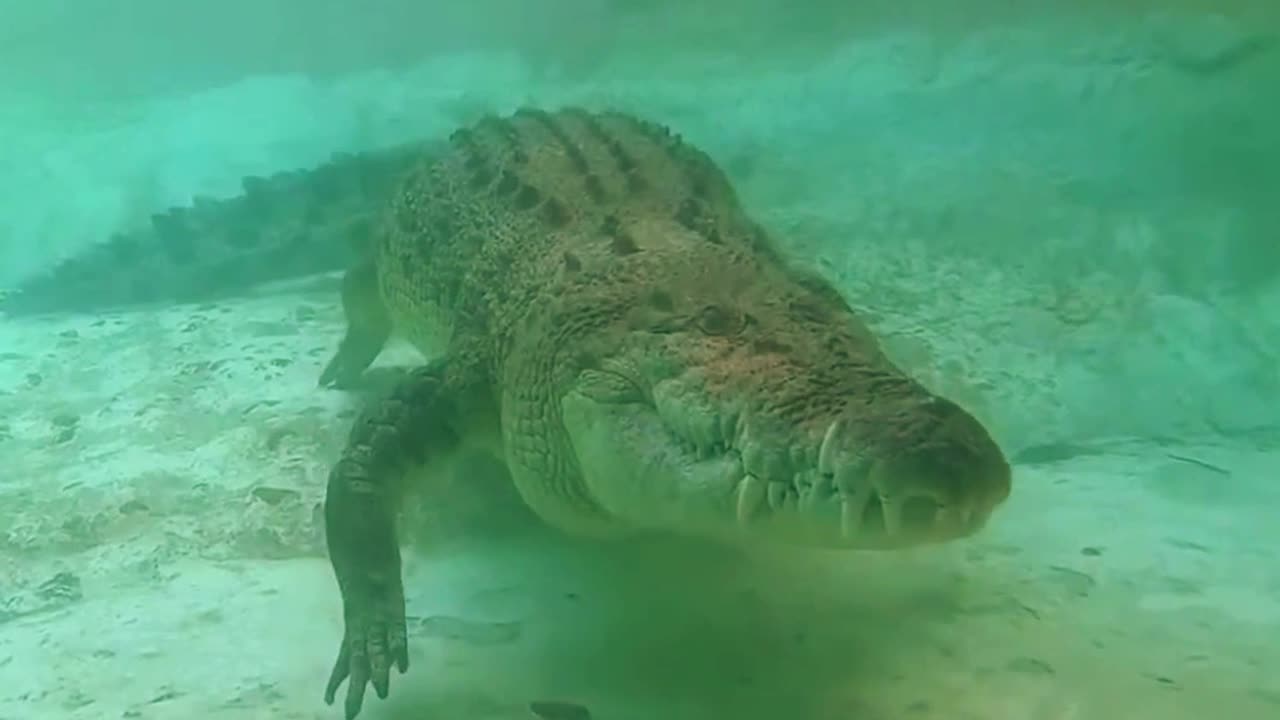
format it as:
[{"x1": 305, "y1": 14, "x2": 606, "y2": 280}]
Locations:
[
  {"x1": 648, "y1": 290, "x2": 674, "y2": 311},
  {"x1": 496, "y1": 170, "x2": 519, "y2": 195},
  {"x1": 602, "y1": 215, "x2": 640, "y2": 255},
  {"x1": 610, "y1": 233, "x2": 639, "y2": 255},
  {"x1": 515, "y1": 184, "x2": 541, "y2": 210},
  {"x1": 544, "y1": 198, "x2": 570, "y2": 227},
  {"x1": 752, "y1": 338, "x2": 791, "y2": 355}
]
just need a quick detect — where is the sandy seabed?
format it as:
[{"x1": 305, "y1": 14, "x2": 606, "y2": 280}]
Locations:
[{"x1": 0, "y1": 284, "x2": 1277, "y2": 720}]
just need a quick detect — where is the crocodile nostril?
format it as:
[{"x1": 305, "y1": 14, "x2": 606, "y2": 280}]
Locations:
[{"x1": 900, "y1": 495, "x2": 940, "y2": 531}]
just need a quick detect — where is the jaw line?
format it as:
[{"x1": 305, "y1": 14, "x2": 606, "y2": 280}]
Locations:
[
  {"x1": 560, "y1": 365, "x2": 1009, "y2": 549},
  {"x1": 561, "y1": 388, "x2": 742, "y2": 538},
  {"x1": 559, "y1": 389, "x2": 967, "y2": 550},
  {"x1": 561, "y1": 388, "x2": 849, "y2": 547}
]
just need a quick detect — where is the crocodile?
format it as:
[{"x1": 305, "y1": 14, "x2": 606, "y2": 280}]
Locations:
[{"x1": 4, "y1": 107, "x2": 1012, "y2": 719}]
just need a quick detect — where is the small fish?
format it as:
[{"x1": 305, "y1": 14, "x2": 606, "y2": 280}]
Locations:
[{"x1": 529, "y1": 699, "x2": 592, "y2": 720}]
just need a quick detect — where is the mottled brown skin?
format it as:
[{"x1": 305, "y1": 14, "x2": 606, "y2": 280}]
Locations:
[{"x1": 317, "y1": 107, "x2": 1012, "y2": 719}]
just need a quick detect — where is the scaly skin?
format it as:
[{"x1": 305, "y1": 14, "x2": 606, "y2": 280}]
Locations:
[
  {"x1": 316, "y1": 107, "x2": 1012, "y2": 719},
  {"x1": 1, "y1": 141, "x2": 434, "y2": 316}
]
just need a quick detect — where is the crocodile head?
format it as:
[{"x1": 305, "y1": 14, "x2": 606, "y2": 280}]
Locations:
[{"x1": 560, "y1": 242, "x2": 1011, "y2": 551}]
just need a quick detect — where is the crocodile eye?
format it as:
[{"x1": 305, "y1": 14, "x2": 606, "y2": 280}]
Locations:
[{"x1": 696, "y1": 305, "x2": 743, "y2": 335}]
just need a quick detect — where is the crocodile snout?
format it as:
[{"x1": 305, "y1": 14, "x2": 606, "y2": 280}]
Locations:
[
  {"x1": 856, "y1": 447, "x2": 1011, "y2": 545},
  {"x1": 811, "y1": 395, "x2": 1011, "y2": 548},
  {"x1": 721, "y1": 389, "x2": 1011, "y2": 550}
]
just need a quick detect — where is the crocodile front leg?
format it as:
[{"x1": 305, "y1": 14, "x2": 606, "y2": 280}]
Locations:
[{"x1": 322, "y1": 360, "x2": 470, "y2": 719}]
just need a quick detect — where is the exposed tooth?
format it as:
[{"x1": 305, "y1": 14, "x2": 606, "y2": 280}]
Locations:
[
  {"x1": 818, "y1": 419, "x2": 843, "y2": 475},
  {"x1": 767, "y1": 481, "x2": 787, "y2": 510},
  {"x1": 736, "y1": 475, "x2": 767, "y2": 526},
  {"x1": 840, "y1": 498, "x2": 858, "y2": 539},
  {"x1": 840, "y1": 487, "x2": 872, "y2": 540},
  {"x1": 735, "y1": 414, "x2": 752, "y2": 451}
]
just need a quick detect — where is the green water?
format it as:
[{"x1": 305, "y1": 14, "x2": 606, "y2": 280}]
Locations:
[{"x1": 1, "y1": 3, "x2": 1277, "y2": 719}]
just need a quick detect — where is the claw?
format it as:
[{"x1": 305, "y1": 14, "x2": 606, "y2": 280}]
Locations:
[
  {"x1": 817, "y1": 419, "x2": 843, "y2": 475},
  {"x1": 324, "y1": 640, "x2": 350, "y2": 705},
  {"x1": 839, "y1": 486, "x2": 873, "y2": 540},
  {"x1": 346, "y1": 658, "x2": 369, "y2": 719}
]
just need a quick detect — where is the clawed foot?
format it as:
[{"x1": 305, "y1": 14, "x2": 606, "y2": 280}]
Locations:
[{"x1": 323, "y1": 572, "x2": 409, "y2": 719}]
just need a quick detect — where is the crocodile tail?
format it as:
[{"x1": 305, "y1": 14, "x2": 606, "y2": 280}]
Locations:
[{"x1": 1, "y1": 140, "x2": 431, "y2": 317}]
